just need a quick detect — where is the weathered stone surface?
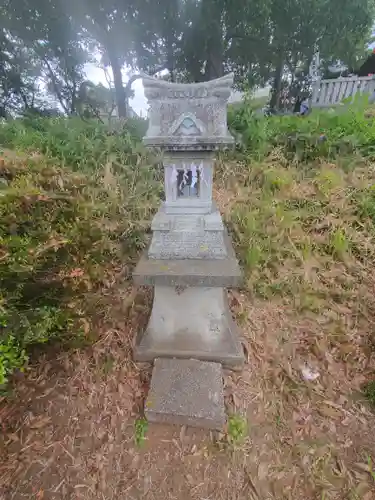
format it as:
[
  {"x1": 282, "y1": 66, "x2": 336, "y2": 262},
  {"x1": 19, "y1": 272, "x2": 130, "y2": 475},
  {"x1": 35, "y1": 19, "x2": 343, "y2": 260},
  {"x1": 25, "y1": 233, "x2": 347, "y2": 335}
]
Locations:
[
  {"x1": 133, "y1": 230, "x2": 242, "y2": 287},
  {"x1": 148, "y1": 204, "x2": 228, "y2": 260},
  {"x1": 132, "y1": 74, "x2": 244, "y2": 377},
  {"x1": 134, "y1": 286, "x2": 244, "y2": 369},
  {"x1": 134, "y1": 252, "x2": 242, "y2": 288},
  {"x1": 150, "y1": 204, "x2": 224, "y2": 231},
  {"x1": 142, "y1": 74, "x2": 234, "y2": 151},
  {"x1": 148, "y1": 230, "x2": 227, "y2": 260},
  {"x1": 145, "y1": 358, "x2": 225, "y2": 429},
  {"x1": 163, "y1": 152, "x2": 214, "y2": 215}
]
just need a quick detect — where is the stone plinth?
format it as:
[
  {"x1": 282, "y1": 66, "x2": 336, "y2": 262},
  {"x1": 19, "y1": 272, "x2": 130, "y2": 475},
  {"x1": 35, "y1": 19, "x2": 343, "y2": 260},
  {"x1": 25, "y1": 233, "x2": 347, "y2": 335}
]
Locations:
[{"x1": 145, "y1": 358, "x2": 225, "y2": 430}]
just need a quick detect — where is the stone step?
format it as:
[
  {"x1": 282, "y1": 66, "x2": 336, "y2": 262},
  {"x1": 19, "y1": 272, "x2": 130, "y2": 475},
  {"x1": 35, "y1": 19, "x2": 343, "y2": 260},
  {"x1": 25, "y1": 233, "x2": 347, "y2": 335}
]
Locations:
[{"x1": 145, "y1": 358, "x2": 225, "y2": 430}]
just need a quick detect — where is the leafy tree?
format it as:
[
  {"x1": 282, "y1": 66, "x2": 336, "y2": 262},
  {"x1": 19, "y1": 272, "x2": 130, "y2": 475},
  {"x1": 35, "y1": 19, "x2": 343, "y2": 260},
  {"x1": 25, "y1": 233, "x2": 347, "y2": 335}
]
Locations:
[
  {"x1": 0, "y1": 33, "x2": 43, "y2": 116},
  {"x1": 266, "y1": 0, "x2": 374, "y2": 109},
  {"x1": 76, "y1": 81, "x2": 116, "y2": 120},
  {"x1": 1, "y1": 0, "x2": 89, "y2": 115},
  {"x1": 69, "y1": 0, "x2": 140, "y2": 118},
  {"x1": 133, "y1": 0, "x2": 272, "y2": 84},
  {"x1": 1, "y1": 0, "x2": 374, "y2": 117}
]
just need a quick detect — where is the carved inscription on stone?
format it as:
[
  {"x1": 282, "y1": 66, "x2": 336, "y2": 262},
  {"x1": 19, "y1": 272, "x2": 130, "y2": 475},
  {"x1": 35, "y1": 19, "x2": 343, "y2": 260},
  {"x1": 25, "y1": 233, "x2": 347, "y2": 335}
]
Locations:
[
  {"x1": 148, "y1": 231, "x2": 227, "y2": 259},
  {"x1": 167, "y1": 87, "x2": 209, "y2": 99}
]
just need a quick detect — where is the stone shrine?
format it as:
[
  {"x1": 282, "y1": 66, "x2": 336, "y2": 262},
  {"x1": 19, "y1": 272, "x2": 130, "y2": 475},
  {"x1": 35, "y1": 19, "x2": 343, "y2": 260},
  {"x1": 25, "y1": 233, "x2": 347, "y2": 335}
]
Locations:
[{"x1": 133, "y1": 73, "x2": 244, "y2": 428}]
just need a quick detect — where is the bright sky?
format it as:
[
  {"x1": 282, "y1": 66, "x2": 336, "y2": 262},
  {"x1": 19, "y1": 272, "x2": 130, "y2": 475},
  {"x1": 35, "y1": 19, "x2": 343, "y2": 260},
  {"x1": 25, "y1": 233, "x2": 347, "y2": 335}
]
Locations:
[{"x1": 85, "y1": 62, "x2": 148, "y2": 116}]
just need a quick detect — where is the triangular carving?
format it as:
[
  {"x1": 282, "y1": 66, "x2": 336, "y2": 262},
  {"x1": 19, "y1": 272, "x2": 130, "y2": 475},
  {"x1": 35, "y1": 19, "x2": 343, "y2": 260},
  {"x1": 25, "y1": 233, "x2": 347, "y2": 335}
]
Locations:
[
  {"x1": 175, "y1": 117, "x2": 201, "y2": 136},
  {"x1": 168, "y1": 112, "x2": 206, "y2": 137}
]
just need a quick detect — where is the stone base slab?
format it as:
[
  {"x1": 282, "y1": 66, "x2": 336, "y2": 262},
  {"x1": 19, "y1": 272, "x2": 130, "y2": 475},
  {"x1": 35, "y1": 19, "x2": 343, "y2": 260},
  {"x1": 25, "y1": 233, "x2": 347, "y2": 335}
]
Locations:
[
  {"x1": 134, "y1": 286, "x2": 244, "y2": 369},
  {"x1": 133, "y1": 229, "x2": 242, "y2": 287},
  {"x1": 145, "y1": 358, "x2": 225, "y2": 430},
  {"x1": 134, "y1": 252, "x2": 242, "y2": 287},
  {"x1": 148, "y1": 229, "x2": 227, "y2": 260}
]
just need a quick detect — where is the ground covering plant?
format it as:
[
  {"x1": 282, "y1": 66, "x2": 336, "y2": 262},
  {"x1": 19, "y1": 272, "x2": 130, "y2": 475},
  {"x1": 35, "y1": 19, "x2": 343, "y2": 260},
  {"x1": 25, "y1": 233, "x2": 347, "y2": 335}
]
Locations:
[{"x1": 0, "y1": 116, "x2": 159, "y2": 386}]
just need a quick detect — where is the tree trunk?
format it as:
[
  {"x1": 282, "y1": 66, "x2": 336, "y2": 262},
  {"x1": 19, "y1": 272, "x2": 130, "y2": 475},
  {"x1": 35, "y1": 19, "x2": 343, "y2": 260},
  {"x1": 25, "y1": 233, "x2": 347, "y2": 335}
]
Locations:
[
  {"x1": 70, "y1": 83, "x2": 77, "y2": 115},
  {"x1": 109, "y1": 51, "x2": 126, "y2": 118},
  {"x1": 202, "y1": 0, "x2": 224, "y2": 81},
  {"x1": 166, "y1": 35, "x2": 175, "y2": 82},
  {"x1": 270, "y1": 57, "x2": 284, "y2": 110},
  {"x1": 40, "y1": 56, "x2": 69, "y2": 115},
  {"x1": 205, "y1": 43, "x2": 224, "y2": 80}
]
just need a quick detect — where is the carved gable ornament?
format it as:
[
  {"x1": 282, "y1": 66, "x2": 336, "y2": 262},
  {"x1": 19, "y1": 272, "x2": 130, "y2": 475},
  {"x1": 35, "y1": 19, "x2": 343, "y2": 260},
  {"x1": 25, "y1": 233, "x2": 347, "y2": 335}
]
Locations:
[
  {"x1": 168, "y1": 113, "x2": 206, "y2": 137},
  {"x1": 142, "y1": 73, "x2": 234, "y2": 151}
]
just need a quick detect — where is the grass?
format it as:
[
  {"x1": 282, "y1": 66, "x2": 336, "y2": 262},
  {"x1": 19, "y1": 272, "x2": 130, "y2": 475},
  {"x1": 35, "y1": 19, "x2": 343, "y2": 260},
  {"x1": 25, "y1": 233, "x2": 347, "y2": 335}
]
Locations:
[
  {"x1": 0, "y1": 115, "x2": 147, "y2": 172},
  {"x1": 363, "y1": 381, "x2": 375, "y2": 407},
  {"x1": 227, "y1": 414, "x2": 248, "y2": 445},
  {"x1": 134, "y1": 417, "x2": 148, "y2": 447},
  {"x1": 367, "y1": 456, "x2": 375, "y2": 483},
  {"x1": 1, "y1": 105, "x2": 375, "y2": 499},
  {"x1": 0, "y1": 120, "x2": 161, "y2": 385},
  {"x1": 218, "y1": 153, "x2": 375, "y2": 316},
  {"x1": 0, "y1": 153, "x2": 158, "y2": 380}
]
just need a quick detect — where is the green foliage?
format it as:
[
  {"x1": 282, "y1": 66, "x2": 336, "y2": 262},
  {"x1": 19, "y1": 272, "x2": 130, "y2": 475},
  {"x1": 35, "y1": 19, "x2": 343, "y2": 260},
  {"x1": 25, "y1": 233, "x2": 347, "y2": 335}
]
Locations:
[
  {"x1": 220, "y1": 104, "x2": 375, "y2": 326},
  {"x1": 227, "y1": 414, "x2": 248, "y2": 445},
  {"x1": 229, "y1": 100, "x2": 375, "y2": 161},
  {"x1": 0, "y1": 118, "x2": 160, "y2": 386},
  {"x1": 2, "y1": 103, "x2": 375, "y2": 386},
  {"x1": 262, "y1": 167, "x2": 293, "y2": 192},
  {"x1": 363, "y1": 381, "x2": 375, "y2": 408},
  {"x1": 1, "y1": 0, "x2": 374, "y2": 118},
  {"x1": 356, "y1": 184, "x2": 375, "y2": 224},
  {"x1": 228, "y1": 101, "x2": 274, "y2": 159},
  {"x1": 0, "y1": 116, "x2": 147, "y2": 170},
  {"x1": 1, "y1": 0, "x2": 90, "y2": 116},
  {"x1": 134, "y1": 417, "x2": 148, "y2": 447},
  {"x1": 0, "y1": 334, "x2": 28, "y2": 386},
  {"x1": 329, "y1": 228, "x2": 350, "y2": 259}
]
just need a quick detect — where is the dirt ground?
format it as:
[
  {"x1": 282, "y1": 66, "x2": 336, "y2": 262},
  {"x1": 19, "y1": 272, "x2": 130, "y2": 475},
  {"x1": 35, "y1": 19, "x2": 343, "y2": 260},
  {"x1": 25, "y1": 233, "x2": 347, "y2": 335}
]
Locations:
[{"x1": 1, "y1": 280, "x2": 375, "y2": 500}]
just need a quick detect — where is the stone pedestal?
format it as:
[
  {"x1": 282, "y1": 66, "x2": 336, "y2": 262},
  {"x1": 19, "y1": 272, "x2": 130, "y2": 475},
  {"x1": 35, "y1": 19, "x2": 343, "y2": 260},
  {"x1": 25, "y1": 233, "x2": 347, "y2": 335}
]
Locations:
[
  {"x1": 134, "y1": 225, "x2": 244, "y2": 368},
  {"x1": 132, "y1": 73, "x2": 244, "y2": 429},
  {"x1": 134, "y1": 286, "x2": 243, "y2": 369}
]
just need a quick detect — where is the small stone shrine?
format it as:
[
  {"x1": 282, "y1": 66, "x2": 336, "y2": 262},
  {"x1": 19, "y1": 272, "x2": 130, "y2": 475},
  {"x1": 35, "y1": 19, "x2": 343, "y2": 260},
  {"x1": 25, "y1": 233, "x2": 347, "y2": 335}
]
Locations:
[{"x1": 133, "y1": 73, "x2": 244, "y2": 429}]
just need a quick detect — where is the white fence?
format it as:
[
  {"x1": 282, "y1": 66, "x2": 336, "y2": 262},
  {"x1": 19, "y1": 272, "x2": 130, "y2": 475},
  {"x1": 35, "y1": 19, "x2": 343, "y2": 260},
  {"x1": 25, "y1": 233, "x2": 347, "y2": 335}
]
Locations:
[{"x1": 311, "y1": 76, "x2": 375, "y2": 107}]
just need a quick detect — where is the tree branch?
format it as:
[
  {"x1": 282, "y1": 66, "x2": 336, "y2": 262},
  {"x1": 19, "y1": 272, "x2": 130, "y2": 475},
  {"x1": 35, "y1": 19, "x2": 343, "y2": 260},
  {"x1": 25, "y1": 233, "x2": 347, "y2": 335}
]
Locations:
[
  {"x1": 225, "y1": 33, "x2": 259, "y2": 43},
  {"x1": 124, "y1": 65, "x2": 166, "y2": 96},
  {"x1": 33, "y1": 44, "x2": 70, "y2": 114}
]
